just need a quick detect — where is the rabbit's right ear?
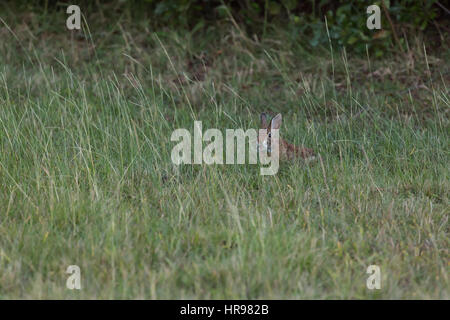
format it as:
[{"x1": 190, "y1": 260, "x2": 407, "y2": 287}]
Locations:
[
  {"x1": 260, "y1": 113, "x2": 268, "y2": 128},
  {"x1": 271, "y1": 113, "x2": 282, "y2": 130}
]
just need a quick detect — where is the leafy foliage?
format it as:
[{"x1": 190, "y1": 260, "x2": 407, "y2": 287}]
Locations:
[
  {"x1": 10, "y1": 0, "x2": 444, "y2": 55},
  {"x1": 138, "y1": 0, "x2": 442, "y2": 55}
]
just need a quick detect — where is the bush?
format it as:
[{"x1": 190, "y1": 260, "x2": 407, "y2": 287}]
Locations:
[
  {"x1": 10, "y1": 0, "x2": 445, "y2": 55},
  {"x1": 142, "y1": 0, "x2": 443, "y2": 54}
]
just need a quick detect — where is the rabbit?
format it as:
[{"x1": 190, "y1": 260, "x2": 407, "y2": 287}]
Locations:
[{"x1": 258, "y1": 113, "x2": 316, "y2": 161}]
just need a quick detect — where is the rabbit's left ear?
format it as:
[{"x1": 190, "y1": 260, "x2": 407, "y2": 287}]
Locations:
[
  {"x1": 260, "y1": 113, "x2": 268, "y2": 128},
  {"x1": 271, "y1": 113, "x2": 282, "y2": 130}
]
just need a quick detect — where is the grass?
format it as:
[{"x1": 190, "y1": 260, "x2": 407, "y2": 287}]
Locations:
[{"x1": 0, "y1": 3, "x2": 448, "y2": 299}]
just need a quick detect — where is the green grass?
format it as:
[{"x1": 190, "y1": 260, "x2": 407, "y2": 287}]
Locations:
[{"x1": 0, "y1": 4, "x2": 448, "y2": 299}]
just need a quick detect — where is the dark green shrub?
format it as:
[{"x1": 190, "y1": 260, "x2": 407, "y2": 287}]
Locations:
[
  {"x1": 139, "y1": 0, "x2": 442, "y2": 55},
  {"x1": 7, "y1": 0, "x2": 445, "y2": 55}
]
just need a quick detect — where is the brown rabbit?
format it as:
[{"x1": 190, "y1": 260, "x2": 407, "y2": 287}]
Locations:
[{"x1": 258, "y1": 113, "x2": 316, "y2": 161}]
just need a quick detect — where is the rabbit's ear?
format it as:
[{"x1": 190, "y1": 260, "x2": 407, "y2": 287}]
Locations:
[
  {"x1": 271, "y1": 113, "x2": 282, "y2": 130},
  {"x1": 260, "y1": 113, "x2": 268, "y2": 128}
]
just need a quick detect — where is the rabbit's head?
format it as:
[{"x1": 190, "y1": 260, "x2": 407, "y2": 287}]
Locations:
[{"x1": 258, "y1": 113, "x2": 282, "y2": 155}]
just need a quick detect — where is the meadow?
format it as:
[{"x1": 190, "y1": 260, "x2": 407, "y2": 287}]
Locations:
[{"x1": 0, "y1": 4, "x2": 448, "y2": 298}]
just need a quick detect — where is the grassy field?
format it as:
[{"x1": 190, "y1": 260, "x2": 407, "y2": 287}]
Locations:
[{"x1": 0, "y1": 4, "x2": 448, "y2": 299}]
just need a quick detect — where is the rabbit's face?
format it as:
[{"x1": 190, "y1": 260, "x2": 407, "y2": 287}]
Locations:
[
  {"x1": 258, "y1": 113, "x2": 281, "y2": 155},
  {"x1": 258, "y1": 128, "x2": 271, "y2": 153}
]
